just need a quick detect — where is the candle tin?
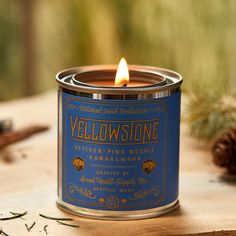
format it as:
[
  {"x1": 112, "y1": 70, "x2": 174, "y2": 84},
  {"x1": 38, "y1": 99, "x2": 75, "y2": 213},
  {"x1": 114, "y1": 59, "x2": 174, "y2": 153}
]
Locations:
[{"x1": 56, "y1": 65, "x2": 182, "y2": 220}]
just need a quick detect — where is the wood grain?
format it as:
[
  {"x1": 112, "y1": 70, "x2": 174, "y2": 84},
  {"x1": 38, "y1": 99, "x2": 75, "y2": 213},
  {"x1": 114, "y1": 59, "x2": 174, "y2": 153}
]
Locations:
[{"x1": 0, "y1": 91, "x2": 235, "y2": 236}]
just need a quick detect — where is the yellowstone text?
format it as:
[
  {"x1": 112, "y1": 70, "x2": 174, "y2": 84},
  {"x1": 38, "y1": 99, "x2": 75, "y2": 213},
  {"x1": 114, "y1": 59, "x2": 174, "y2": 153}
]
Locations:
[{"x1": 70, "y1": 115, "x2": 160, "y2": 144}]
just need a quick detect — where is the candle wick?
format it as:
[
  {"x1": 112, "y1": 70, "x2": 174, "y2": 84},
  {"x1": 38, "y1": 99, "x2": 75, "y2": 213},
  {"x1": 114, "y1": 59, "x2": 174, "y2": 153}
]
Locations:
[{"x1": 122, "y1": 84, "x2": 127, "y2": 87}]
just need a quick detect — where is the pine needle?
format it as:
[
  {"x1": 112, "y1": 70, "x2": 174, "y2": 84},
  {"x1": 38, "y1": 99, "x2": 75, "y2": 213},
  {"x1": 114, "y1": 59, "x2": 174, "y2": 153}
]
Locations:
[
  {"x1": 57, "y1": 220, "x2": 80, "y2": 228},
  {"x1": 43, "y1": 225, "x2": 48, "y2": 235},
  {"x1": 0, "y1": 228, "x2": 9, "y2": 236},
  {"x1": 39, "y1": 214, "x2": 73, "y2": 221},
  {"x1": 0, "y1": 211, "x2": 27, "y2": 221},
  {"x1": 25, "y1": 222, "x2": 36, "y2": 232},
  {"x1": 9, "y1": 211, "x2": 26, "y2": 220}
]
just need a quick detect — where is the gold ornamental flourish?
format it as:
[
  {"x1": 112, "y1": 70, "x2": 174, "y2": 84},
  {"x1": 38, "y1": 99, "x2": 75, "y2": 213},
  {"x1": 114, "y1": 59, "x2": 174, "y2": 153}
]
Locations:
[
  {"x1": 129, "y1": 187, "x2": 160, "y2": 200},
  {"x1": 69, "y1": 184, "x2": 96, "y2": 199},
  {"x1": 63, "y1": 96, "x2": 168, "y2": 208}
]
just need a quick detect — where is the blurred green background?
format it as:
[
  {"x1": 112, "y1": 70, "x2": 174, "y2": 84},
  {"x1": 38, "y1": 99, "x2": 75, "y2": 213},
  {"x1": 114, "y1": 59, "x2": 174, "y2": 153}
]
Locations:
[{"x1": 0, "y1": 0, "x2": 235, "y2": 101}]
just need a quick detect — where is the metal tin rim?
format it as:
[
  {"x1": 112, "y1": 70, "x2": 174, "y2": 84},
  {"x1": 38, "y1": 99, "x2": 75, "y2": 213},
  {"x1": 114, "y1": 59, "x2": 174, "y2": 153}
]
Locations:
[
  {"x1": 72, "y1": 67, "x2": 167, "y2": 88},
  {"x1": 56, "y1": 199, "x2": 179, "y2": 221},
  {"x1": 56, "y1": 65, "x2": 182, "y2": 95}
]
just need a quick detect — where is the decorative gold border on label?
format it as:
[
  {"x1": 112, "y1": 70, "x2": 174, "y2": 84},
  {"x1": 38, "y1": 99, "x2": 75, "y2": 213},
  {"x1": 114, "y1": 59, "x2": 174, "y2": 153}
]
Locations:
[{"x1": 62, "y1": 94, "x2": 168, "y2": 209}]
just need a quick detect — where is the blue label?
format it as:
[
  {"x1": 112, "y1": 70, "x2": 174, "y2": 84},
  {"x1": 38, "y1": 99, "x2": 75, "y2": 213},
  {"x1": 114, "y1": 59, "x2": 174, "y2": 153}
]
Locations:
[{"x1": 60, "y1": 91, "x2": 180, "y2": 211}]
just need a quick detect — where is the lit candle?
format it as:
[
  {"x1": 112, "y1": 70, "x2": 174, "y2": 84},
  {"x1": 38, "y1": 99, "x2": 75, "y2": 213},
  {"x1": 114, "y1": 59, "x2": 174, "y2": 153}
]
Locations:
[
  {"x1": 56, "y1": 60, "x2": 183, "y2": 220},
  {"x1": 81, "y1": 58, "x2": 154, "y2": 87}
]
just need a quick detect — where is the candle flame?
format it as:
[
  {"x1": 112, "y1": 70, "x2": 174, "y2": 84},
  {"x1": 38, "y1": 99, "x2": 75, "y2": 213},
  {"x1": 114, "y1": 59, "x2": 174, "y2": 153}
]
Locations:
[{"x1": 115, "y1": 58, "x2": 129, "y2": 86}]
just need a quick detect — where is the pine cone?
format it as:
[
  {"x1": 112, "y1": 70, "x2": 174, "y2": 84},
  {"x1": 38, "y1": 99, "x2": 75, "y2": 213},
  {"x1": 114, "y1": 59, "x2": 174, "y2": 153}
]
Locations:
[{"x1": 212, "y1": 127, "x2": 236, "y2": 174}]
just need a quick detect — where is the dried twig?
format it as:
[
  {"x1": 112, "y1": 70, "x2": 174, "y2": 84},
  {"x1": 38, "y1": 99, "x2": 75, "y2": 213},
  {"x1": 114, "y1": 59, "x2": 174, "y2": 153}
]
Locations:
[
  {"x1": 0, "y1": 119, "x2": 13, "y2": 134},
  {"x1": 39, "y1": 214, "x2": 73, "y2": 221},
  {"x1": 0, "y1": 125, "x2": 49, "y2": 150},
  {"x1": 57, "y1": 220, "x2": 79, "y2": 228},
  {"x1": 0, "y1": 211, "x2": 27, "y2": 221}
]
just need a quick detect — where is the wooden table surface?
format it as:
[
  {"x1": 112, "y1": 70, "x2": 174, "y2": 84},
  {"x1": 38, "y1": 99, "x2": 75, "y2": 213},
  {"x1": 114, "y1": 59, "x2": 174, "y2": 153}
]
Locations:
[{"x1": 0, "y1": 91, "x2": 236, "y2": 236}]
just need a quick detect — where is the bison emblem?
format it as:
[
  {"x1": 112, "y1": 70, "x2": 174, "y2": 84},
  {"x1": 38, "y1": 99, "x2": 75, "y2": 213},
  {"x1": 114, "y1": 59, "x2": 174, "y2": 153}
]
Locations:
[
  {"x1": 72, "y1": 157, "x2": 85, "y2": 171},
  {"x1": 142, "y1": 160, "x2": 156, "y2": 174}
]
